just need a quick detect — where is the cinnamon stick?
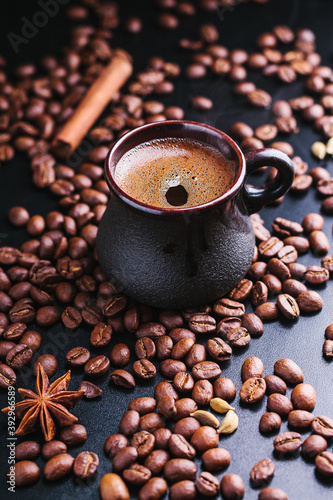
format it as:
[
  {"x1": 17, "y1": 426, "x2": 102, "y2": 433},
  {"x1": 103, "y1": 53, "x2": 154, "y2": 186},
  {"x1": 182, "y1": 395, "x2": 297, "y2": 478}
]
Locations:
[{"x1": 52, "y1": 49, "x2": 132, "y2": 156}]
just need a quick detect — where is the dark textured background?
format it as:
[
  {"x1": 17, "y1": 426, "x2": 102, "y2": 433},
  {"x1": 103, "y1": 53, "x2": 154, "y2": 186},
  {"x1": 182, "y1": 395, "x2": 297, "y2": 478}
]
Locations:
[{"x1": 0, "y1": 0, "x2": 333, "y2": 498}]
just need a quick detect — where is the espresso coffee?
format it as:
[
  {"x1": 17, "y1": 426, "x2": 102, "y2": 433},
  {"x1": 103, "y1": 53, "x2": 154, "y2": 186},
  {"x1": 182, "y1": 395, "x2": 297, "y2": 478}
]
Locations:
[{"x1": 114, "y1": 138, "x2": 236, "y2": 209}]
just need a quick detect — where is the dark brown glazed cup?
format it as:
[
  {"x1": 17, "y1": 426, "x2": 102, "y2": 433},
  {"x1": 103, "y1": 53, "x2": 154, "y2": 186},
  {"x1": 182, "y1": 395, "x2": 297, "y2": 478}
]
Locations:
[{"x1": 97, "y1": 120, "x2": 294, "y2": 308}]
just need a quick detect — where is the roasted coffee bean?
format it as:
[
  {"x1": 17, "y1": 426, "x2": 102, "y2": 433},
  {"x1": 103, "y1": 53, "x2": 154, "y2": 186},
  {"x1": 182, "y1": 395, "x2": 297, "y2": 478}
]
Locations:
[
  {"x1": 153, "y1": 428, "x2": 172, "y2": 450},
  {"x1": 104, "y1": 434, "x2": 129, "y2": 459},
  {"x1": 169, "y1": 479, "x2": 196, "y2": 500},
  {"x1": 201, "y1": 447, "x2": 231, "y2": 472},
  {"x1": 255, "y1": 302, "x2": 279, "y2": 322},
  {"x1": 159, "y1": 309, "x2": 183, "y2": 330},
  {"x1": 304, "y1": 265, "x2": 329, "y2": 285},
  {"x1": 214, "y1": 378, "x2": 236, "y2": 401},
  {"x1": 169, "y1": 328, "x2": 196, "y2": 343},
  {"x1": 113, "y1": 446, "x2": 138, "y2": 472},
  {"x1": 33, "y1": 354, "x2": 57, "y2": 377},
  {"x1": 160, "y1": 359, "x2": 186, "y2": 378},
  {"x1": 59, "y1": 424, "x2": 87, "y2": 447},
  {"x1": 276, "y1": 293, "x2": 300, "y2": 320},
  {"x1": 322, "y1": 254, "x2": 333, "y2": 272},
  {"x1": 44, "y1": 453, "x2": 74, "y2": 481},
  {"x1": 258, "y1": 487, "x2": 288, "y2": 500},
  {"x1": 267, "y1": 393, "x2": 293, "y2": 418},
  {"x1": 9, "y1": 302, "x2": 35, "y2": 324},
  {"x1": 173, "y1": 417, "x2": 200, "y2": 441},
  {"x1": 325, "y1": 324, "x2": 333, "y2": 340},
  {"x1": 262, "y1": 274, "x2": 282, "y2": 297},
  {"x1": 155, "y1": 335, "x2": 173, "y2": 360},
  {"x1": 9, "y1": 281, "x2": 31, "y2": 301},
  {"x1": 73, "y1": 451, "x2": 99, "y2": 479},
  {"x1": 164, "y1": 458, "x2": 197, "y2": 483},
  {"x1": 110, "y1": 343, "x2": 130, "y2": 367},
  {"x1": 79, "y1": 381, "x2": 102, "y2": 399},
  {"x1": 144, "y1": 448, "x2": 170, "y2": 475},
  {"x1": 302, "y1": 213, "x2": 324, "y2": 234},
  {"x1": 315, "y1": 451, "x2": 333, "y2": 477},
  {"x1": 241, "y1": 313, "x2": 264, "y2": 337},
  {"x1": 158, "y1": 395, "x2": 177, "y2": 418},
  {"x1": 61, "y1": 306, "x2": 82, "y2": 329},
  {"x1": 66, "y1": 347, "x2": 90, "y2": 367},
  {"x1": 274, "y1": 358, "x2": 304, "y2": 384},
  {"x1": 227, "y1": 326, "x2": 251, "y2": 347},
  {"x1": 35, "y1": 305, "x2": 61, "y2": 327},
  {"x1": 241, "y1": 356, "x2": 264, "y2": 382},
  {"x1": 171, "y1": 338, "x2": 195, "y2": 359},
  {"x1": 323, "y1": 339, "x2": 333, "y2": 358},
  {"x1": 136, "y1": 322, "x2": 166, "y2": 340},
  {"x1": 259, "y1": 237, "x2": 284, "y2": 258},
  {"x1": 284, "y1": 237, "x2": 309, "y2": 255},
  {"x1": 133, "y1": 359, "x2": 156, "y2": 379},
  {"x1": 14, "y1": 441, "x2": 40, "y2": 461},
  {"x1": 3, "y1": 322, "x2": 26, "y2": 341},
  {"x1": 213, "y1": 298, "x2": 245, "y2": 317},
  {"x1": 128, "y1": 397, "x2": 157, "y2": 416},
  {"x1": 191, "y1": 379, "x2": 214, "y2": 406},
  {"x1": 291, "y1": 383, "x2": 316, "y2": 411},
  {"x1": 174, "y1": 372, "x2": 195, "y2": 394},
  {"x1": 216, "y1": 317, "x2": 242, "y2": 338},
  {"x1": 138, "y1": 477, "x2": 167, "y2": 500},
  {"x1": 190, "y1": 426, "x2": 218, "y2": 452},
  {"x1": 248, "y1": 89, "x2": 272, "y2": 107},
  {"x1": 123, "y1": 463, "x2": 151, "y2": 487},
  {"x1": 268, "y1": 258, "x2": 291, "y2": 281},
  {"x1": 321, "y1": 196, "x2": 333, "y2": 214},
  {"x1": 302, "y1": 434, "x2": 327, "y2": 459},
  {"x1": 196, "y1": 471, "x2": 220, "y2": 496},
  {"x1": 131, "y1": 430, "x2": 155, "y2": 459},
  {"x1": 119, "y1": 411, "x2": 140, "y2": 437},
  {"x1": 228, "y1": 279, "x2": 253, "y2": 301},
  {"x1": 259, "y1": 412, "x2": 282, "y2": 433},
  {"x1": 0, "y1": 363, "x2": 16, "y2": 388},
  {"x1": 90, "y1": 322, "x2": 112, "y2": 347},
  {"x1": 6, "y1": 343, "x2": 33, "y2": 368},
  {"x1": 288, "y1": 410, "x2": 315, "y2": 429},
  {"x1": 282, "y1": 279, "x2": 307, "y2": 298},
  {"x1": 12, "y1": 460, "x2": 40, "y2": 487},
  {"x1": 84, "y1": 355, "x2": 110, "y2": 377},
  {"x1": 250, "y1": 458, "x2": 275, "y2": 486},
  {"x1": 41, "y1": 440, "x2": 67, "y2": 460},
  {"x1": 110, "y1": 369, "x2": 135, "y2": 389},
  {"x1": 0, "y1": 340, "x2": 15, "y2": 359},
  {"x1": 174, "y1": 398, "x2": 198, "y2": 421},
  {"x1": 207, "y1": 337, "x2": 232, "y2": 361},
  {"x1": 264, "y1": 375, "x2": 287, "y2": 395},
  {"x1": 220, "y1": 473, "x2": 245, "y2": 499},
  {"x1": 309, "y1": 230, "x2": 329, "y2": 255},
  {"x1": 297, "y1": 290, "x2": 323, "y2": 313},
  {"x1": 311, "y1": 415, "x2": 333, "y2": 438},
  {"x1": 192, "y1": 361, "x2": 221, "y2": 380},
  {"x1": 273, "y1": 431, "x2": 302, "y2": 453},
  {"x1": 185, "y1": 343, "x2": 207, "y2": 369},
  {"x1": 273, "y1": 217, "x2": 303, "y2": 237},
  {"x1": 154, "y1": 381, "x2": 179, "y2": 402},
  {"x1": 102, "y1": 294, "x2": 127, "y2": 318},
  {"x1": 239, "y1": 377, "x2": 266, "y2": 403},
  {"x1": 169, "y1": 434, "x2": 196, "y2": 459},
  {"x1": 100, "y1": 473, "x2": 129, "y2": 500},
  {"x1": 188, "y1": 313, "x2": 216, "y2": 333},
  {"x1": 8, "y1": 206, "x2": 30, "y2": 227},
  {"x1": 139, "y1": 412, "x2": 165, "y2": 433}
]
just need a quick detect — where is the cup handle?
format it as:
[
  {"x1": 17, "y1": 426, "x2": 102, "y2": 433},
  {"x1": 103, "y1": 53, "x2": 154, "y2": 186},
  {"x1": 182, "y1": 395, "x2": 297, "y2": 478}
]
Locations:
[{"x1": 242, "y1": 148, "x2": 295, "y2": 214}]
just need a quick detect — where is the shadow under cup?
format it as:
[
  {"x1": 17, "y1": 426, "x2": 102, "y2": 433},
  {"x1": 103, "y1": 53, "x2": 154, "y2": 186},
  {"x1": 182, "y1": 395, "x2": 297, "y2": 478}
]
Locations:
[{"x1": 105, "y1": 120, "x2": 246, "y2": 215}]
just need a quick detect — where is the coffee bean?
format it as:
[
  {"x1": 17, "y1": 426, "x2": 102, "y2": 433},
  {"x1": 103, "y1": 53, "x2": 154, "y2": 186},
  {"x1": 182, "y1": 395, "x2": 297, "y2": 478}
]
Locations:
[
  {"x1": 229, "y1": 279, "x2": 253, "y2": 301},
  {"x1": 239, "y1": 377, "x2": 266, "y2": 403},
  {"x1": 213, "y1": 378, "x2": 236, "y2": 401},
  {"x1": 35, "y1": 305, "x2": 61, "y2": 327},
  {"x1": 258, "y1": 487, "x2": 288, "y2": 500},
  {"x1": 291, "y1": 383, "x2": 316, "y2": 411},
  {"x1": 8, "y1": 206, "x2": 30, "y2": 227},
  {"x1": 192, "y1": 361, "x2": 221, "y2": 380},
  {"x1": 172, "y1": 418, "x2": 200, "y2": 441},
  {"x1": 255, "y1": 302, "x2": 279, "y2": 322},
  {"x1": 323, "y1": 339, "x2": 333, "y2": 358},
  {"x1": 164, "y1": 458, "x2": 197, "y2": 483},
  {"x1": 73, "y1": 451, "x2": 99, "y2": 479},
  {"x1": 158, "y1": 395, "x2": 177, "y2": 418},
  {"x1": 311, "y1": 415, "x2": 333, "y2": 438},
  {"x1": 44, "y1": 453, "x2": 74, "y2": 481},
  {"x1": 84, "y1": 355, "x2": 110, "y2": 377},
  {"x1": 188, "y1": 313, "x2": 216, "y2": 333},
  {"x1": 283, "y1": 237, "x2": 309, "y2": 255},
  {"x1": 216, "y1": 317, "x2": 242, "y2": 338},
  {"x1": 131, "y1": 430, "x2": 155, "y2": 459},
  {"x1": 171, "y1": 338, "x2": 195, "y2": 359},
  {"x1": 128, "y1": 397, "x2": 157, "y2": 416},
  {"x1": 302, "y1": 213, "x2": 324, "y2": 233},
  {"x1": 250, "y1": 458, "x2": 275, "y2": 486},
  {"x1": 3, "y1": 322, "x2": 26, "y2": 341},
  {"x1": 138, "y1": 477, "x2": 168, "y2": 500},
  {"x1": 191, "y1": 379, "x2": 214, "y2": 406},
  {"x1": 136, "y1": 322, "x2": 166, "y2": 340},
  {"x1": 169, "y1": 434, "x2": 196, "y2": 459},
  {"x1": 297, "y1": 290, "x2": 323, "y2": 313},
  {"x1": 66, "y1": 346, "x2": 90, "y2": 367},
  {"x1": 100, "y1": 473, "x2": 130, "y2": 500},
  {"x1": 273, "y1": 431, "x2": 302, "y2": 453},
  {"x1": 33, "y1": 354, "x2": 57, "y2": 377},
  {"x1": 241, "y1": 313, "x2": 264, "y2": 337},
  {"x1": 227, "y1": 326, "x2": 251, "y2": 347},
  {"x1": 109, "y1": 343, "x2": 130, "y2": 367},
  {"x1": 196, "y1": 471, "x2": 220, "y2": 496},
  {"x1": 262, "y1": 274, "x2": 282, "y2": 297},
  {"x1": 110, "y1": 369, "x2": 135, "y2": 389},
  {"x1": 170, "y1": 328, "x2": 196, "y2": 343},
  {"x1": 153, "y1": 428, "x2": 171, "y2": 450},
  {"x1": 241, "y1": 356, "x2": 264, "y2": 381},
  {"x1": 267, "y1": 393, "x2": 293, "y2": 418},
  {"x1": 160, "y1": 359, "x2": 186, "y2": 378},
  {"x1": 174, "y1": 372, "x2": 195, "y2": 394},
  {"x1": 60, "y1": 424, "x2": 87, "y2": 447},
  {"x1": 282, "y1": 279, "x2": 307, "y2": 298},
  {"x1": 122, "y1": 463, "x2": 151, "y2": 487},
  {"x1": 113, "y1": 446, "x2": 138, "y2": 472},
  {"x1": 0, "y1": 364, "x2": 16, "y2": 388},
  {"x1": 11, "y1": 460, "x2": 40, "y2": 487},
  {"x1": 268, "y1": 258, "x2": 291, "y2": 281},
  {"x1": 264, "y1": 375, "x2": 287, "y2": 395},
  {"x1": 174, "y1": 398, "x2": 198, "y2": 421},
  {"x1": 220, "y1": 473, "x2": 245, "y2": 499},
  {"x1": 322, "y1": 254, "x2": 333, "y2": 273},
  {"x1": 276, "y1": 293, "x2": 300, "y2": 320},
  {"x1": 139, "y1": 412, "x2": 165, "y2": 433},
  {"x1": 207, "y1": 337, "x2": 232, "y2": 361},
  {"x1": 302, "y1": 435, "x2": 327, "y2": 459},
  {"x1": 315, "y1": 451, "x2": 333, "y2": 477},
  {"x1": 6, "y1": 343, "x2": 33, "y2": 368},
  {"x1": 259, "y1": 412, "x2": 282, "y2": 433},
  {"x1": 259, "y1": 237, "x2": 284, "y2": 258},
  {"x1": 321, "y1": 196, "x2": 333, "y2": 214},
  {"x1": 190, "y1": 426, "x2": 218, "y2": 452},
  {"x1": 274, "y1": 358, "x2": 304, "y2": 384},
  {"x1": 248, "y1": 89, "x2": 272, "y2": 107},
  {"x1": 154, "y1": 381, "x2": 179, "y2": 402},
  {"x1": 15, "y1": 441, "x2": 40, "y2": 461},
  {"x1": 325, "y1": 324, "x2": 333, "y2": 340},
  {"x1": 79, "y1": 381, "x2": 102, "y2": 399},
  {"x1": 104, "y1": 434, "x2": 129, "y2": 459},
  {"x1": 144, "y1": 448, "x2": 170, "y2": 475},
  {"x1": 213, "y1": 298, "x2": 245, "y2": 317},
  {"x1": 169, "y1": 479, "x2": 196, "y2": 500},
  {"x1": 201, "y1": 447, "x2": 231, "y2": 472},
  {"x1": 288, "y1": 410, "x2": 315, "y2": 429},
  {"x1": 251, "y1": 281, "x2": 268, "y2": 307}
]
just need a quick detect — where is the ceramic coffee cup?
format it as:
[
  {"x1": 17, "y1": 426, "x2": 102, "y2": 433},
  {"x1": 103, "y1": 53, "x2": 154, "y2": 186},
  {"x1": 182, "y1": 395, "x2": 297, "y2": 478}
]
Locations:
[{"x1": 97, "y1": 120, "x2": 294, "y2": 308}]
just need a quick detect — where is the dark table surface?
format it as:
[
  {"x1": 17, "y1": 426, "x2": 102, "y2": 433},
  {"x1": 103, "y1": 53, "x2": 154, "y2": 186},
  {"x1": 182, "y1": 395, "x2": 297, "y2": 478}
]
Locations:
[{"x1": 0, "y1": 0, "x2": 333, "y2": 499}]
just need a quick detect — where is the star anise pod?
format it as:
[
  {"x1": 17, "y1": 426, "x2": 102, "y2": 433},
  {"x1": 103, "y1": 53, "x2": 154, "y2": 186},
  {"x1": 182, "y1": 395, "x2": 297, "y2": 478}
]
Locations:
[{"x1": 2, "y1": 363, "x2": 84, "y2": 441}]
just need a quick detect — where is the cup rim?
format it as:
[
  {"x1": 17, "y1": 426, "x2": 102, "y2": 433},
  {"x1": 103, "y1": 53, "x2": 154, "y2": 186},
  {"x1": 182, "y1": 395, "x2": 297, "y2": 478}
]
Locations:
[{"x1": 105, "y1": 120, "x2": 246, "y2": 215}]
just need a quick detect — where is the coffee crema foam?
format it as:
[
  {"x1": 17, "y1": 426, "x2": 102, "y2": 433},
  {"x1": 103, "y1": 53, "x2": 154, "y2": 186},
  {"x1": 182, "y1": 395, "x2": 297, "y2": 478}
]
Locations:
[{"x1": 114, "y1": 138, "x2": 237, "y2": 209}]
